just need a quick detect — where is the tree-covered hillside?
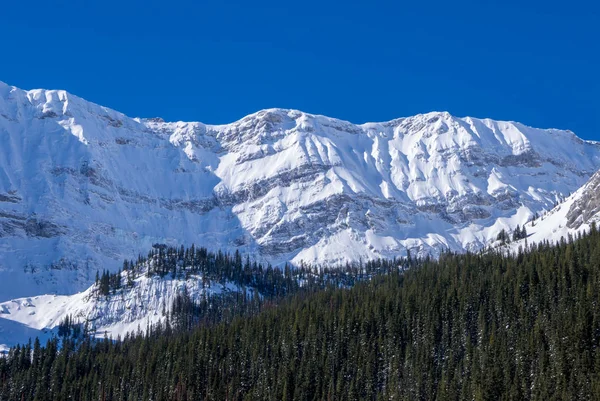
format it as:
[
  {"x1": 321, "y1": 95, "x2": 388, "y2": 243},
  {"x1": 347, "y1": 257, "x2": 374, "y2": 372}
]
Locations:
[{"x1": 2, "y1": 226, "x2": 600, "y2": 400}]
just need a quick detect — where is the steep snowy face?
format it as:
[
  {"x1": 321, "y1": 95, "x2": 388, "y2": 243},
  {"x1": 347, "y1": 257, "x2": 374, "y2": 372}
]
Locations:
[
  {"x1": 1, "y1": 81, "x2": 600, "y2": 300},
  {"x1": 0, "y1": 82, "x2": 246, "y2": 299},
  {"x1": 207, "y1": 109, "x2": 600, "y2": 264}
]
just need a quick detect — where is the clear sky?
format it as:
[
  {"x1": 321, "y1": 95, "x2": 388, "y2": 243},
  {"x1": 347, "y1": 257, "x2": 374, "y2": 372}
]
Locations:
[{"x1": 1, "y1": 0, "x2": 598, "y2": 139}]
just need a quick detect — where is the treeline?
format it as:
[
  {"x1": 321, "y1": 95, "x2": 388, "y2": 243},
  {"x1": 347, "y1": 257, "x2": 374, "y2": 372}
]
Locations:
[
  {"x1": 95, "y1": 243, "x2": 403, "y2": 299},
  {"x1": 4, "y1": 226, "x2": 600, "y2": 400}
]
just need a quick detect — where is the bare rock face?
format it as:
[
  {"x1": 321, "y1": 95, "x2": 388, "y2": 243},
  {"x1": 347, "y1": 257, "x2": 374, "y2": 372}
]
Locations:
[
  {"x1": 567, "y1": 171, "x2": 600, "y2": 229},
  {"x1": 1, "y1": 80, "x2": 600, "y2": 299}
]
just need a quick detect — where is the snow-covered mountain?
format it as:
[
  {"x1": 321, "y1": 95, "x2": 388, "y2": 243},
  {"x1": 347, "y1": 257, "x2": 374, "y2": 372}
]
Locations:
[{"x1": 1, "y1": 80, "x2": 600, "y2": 300}]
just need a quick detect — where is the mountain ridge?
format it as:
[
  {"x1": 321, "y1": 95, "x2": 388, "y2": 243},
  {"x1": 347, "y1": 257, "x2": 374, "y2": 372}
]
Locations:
[{"x1": 3, "y1": 80, "x2": 592, "y2": 138}]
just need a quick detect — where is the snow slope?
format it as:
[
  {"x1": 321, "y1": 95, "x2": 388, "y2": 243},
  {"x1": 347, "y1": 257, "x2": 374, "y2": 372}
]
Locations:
[
  {"x1": 1, "y1": 80, "x2": 600, "y2": 300},
  {"x1": 0, "y1": 267, "x2": 246, "y2": 351}
]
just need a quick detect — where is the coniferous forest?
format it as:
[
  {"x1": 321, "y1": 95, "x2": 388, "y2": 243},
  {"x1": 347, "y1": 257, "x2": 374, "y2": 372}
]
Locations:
[{"x1": 3, "y1": 226, "x2": 600, "y2": 400}]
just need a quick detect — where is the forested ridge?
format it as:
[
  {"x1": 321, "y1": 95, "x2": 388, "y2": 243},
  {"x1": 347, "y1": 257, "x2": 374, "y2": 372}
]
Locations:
[
  {"x1": 96, "y1": 243, "x2": 400, "y2": 299},
  {"x1": 3, "y1": 226, "x2": 600, "y2": 400}
]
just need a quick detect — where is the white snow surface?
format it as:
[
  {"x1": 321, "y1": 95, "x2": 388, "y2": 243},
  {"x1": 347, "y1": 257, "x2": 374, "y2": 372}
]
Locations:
[{"x1": 1, "y1": 80, "x2": 600, "y2": 300}]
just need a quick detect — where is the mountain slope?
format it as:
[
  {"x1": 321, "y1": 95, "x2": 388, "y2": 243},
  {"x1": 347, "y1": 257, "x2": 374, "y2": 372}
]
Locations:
[
  {"x1": 1, "y1": 80, "x2": 600, "y2": 299},
  {"x1": 508, "y1": 170, "x2": 600, "y2": 249}
]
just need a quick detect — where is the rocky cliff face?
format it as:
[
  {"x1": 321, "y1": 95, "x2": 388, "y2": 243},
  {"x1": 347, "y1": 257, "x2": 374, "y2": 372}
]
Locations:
[
  {"x1": 1, "y1": 81, "x2": 600, "y2": 299},
  {"x1": 567, "y1": 171, "x2": 600, "y2": 229}
]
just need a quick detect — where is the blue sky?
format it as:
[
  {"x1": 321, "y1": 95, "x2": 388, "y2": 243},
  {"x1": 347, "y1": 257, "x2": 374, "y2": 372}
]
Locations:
[{"x1": 1, "y1": 0, "x2": 598, "y2": 139}]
